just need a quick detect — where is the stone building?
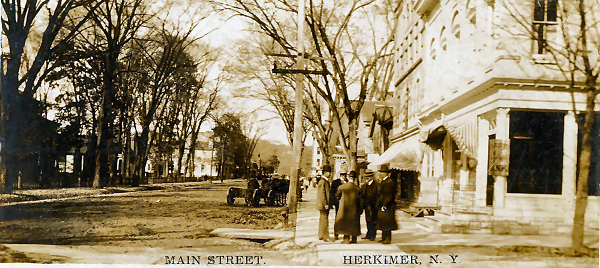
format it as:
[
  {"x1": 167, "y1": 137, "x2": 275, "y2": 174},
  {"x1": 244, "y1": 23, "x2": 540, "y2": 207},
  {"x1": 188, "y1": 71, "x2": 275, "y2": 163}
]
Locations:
[{"x1": 372, "y1": 0, "x2": 599, "y2": 235}]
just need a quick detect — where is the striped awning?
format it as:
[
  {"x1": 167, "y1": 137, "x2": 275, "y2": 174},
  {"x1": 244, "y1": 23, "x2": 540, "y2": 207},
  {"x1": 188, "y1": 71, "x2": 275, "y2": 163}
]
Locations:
[
  {"x1": 420, "y1": 119, "x2": 478, "y2": 160},
  {"x1": 445, "y1": 120, "x2": 478, "y2": 160},
  {"x1": 369, "y1": 135, "x2": 422, "y2": 172}
]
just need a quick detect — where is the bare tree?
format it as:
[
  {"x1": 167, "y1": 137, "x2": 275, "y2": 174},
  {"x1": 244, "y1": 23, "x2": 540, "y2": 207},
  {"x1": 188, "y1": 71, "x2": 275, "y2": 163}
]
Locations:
[
  {"x1": 304, "y1": 81, "x2": 334, "y2": 167},
  {"x1": 129, "y1": 23, "x2": 204, "y2": 186},
  {"x1": 78, "y1": 0, "x2": 149, "y2": 188},
  {"x1": 229, "y1": 36, "x2": 310, "y2": 146},
  {"x1": 216, "y1": 0, "x2": 396, "y2": 172},
  {"x1": 174, "y1": 50, "x2": 223, "y2": 179},
  {"x1": 239, "y1": 112, "x2": 268, "y2": 178}
]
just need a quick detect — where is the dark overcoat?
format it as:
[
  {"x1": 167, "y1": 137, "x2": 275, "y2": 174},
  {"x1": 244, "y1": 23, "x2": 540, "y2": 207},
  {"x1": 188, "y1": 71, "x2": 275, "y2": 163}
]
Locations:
[
  {"x1": 330, "y1": 178, "x2": 343, "y2": 208},
  {"x1": 375, "y1": 176, "x2": 398, "y2": 231},
  {"x1": 316, "y1": 177, "x2": 331, "y2": 211},
  {"x1": 334, "y1": 181, "x2": 361, "y2": 236},
  {"x1": 360, "y1": 179, "x2": 379, "y2": 209}
]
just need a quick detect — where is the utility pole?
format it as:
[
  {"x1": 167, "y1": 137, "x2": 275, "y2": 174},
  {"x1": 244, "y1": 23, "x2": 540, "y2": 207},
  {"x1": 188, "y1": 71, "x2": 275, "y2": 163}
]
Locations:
[
  {"x1": 268, "y1": 0, "x2": 329, "y2": 227},
  {"x1": 288, "y1": 0, "x2": 306, "y2": 222}
]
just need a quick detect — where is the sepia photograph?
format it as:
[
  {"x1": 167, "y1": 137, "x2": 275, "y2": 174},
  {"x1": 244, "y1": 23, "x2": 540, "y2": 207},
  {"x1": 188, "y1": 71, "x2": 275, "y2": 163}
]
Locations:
[{"x1": 0, "y1": 0, "x2": 599, "y2": 267}]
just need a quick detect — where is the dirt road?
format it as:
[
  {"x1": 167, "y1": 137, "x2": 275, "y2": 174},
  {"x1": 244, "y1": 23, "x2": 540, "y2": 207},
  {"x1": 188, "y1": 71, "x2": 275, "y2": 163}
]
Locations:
[{"x1": 0, "y1": 181, "x2": 295, "y2": 265}]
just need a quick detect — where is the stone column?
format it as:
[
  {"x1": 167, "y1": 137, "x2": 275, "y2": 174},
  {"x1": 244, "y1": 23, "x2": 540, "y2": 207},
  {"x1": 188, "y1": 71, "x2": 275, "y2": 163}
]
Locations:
[
  {"x1": 494, "y1": 108, "x2": 510, "y2": 209},
  {"x1": 563, "y1": 111, "x2": 578, "y2": 224},
  {"x1": 475, "y1": 117, "x2": 490, "y2": 208}
]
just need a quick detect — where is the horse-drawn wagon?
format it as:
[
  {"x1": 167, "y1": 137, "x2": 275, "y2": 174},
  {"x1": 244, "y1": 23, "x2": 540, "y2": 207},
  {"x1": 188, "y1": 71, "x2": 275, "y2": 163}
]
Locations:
[{"x1": 226, "y1": 177, "x2": 289, "y2": 207}]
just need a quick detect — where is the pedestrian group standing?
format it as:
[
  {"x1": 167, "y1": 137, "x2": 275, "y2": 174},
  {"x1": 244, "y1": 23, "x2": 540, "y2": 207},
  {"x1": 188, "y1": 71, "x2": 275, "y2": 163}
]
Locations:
[{"x1": 315, "y1": 164, "x2": 398, "y2": 244}]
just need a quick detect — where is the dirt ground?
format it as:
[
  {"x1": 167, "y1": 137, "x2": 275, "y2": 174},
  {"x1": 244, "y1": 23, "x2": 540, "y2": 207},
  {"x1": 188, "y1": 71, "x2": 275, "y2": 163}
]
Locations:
[
  {"x1": 0, "y1": 181, "x2": 295, "y2": 264},
  {"x1": 0, "y1": 181, "x2": 597, "y2": 266}
]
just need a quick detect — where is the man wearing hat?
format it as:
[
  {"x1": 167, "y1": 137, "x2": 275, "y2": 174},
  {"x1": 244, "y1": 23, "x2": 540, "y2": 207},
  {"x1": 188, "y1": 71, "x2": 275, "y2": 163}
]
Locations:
[
  {"x1": 359, "y1": 169, "x2": 379, "y2": 241},
  {"x1": 316, "y1": 165, "x2": 333, "y2": 242},
  {"x1": 334, "y1": 170, "x2": 361, "y2": 244},
  {"x1": 375, "y1": 164, "x2": 398, "y2": 244},
  {"x1": 339, "y1": 168, "x2": 348, "y2": 183},
  {"x1": 330, "y1": 168, "x2": 344, "y2": 240}
]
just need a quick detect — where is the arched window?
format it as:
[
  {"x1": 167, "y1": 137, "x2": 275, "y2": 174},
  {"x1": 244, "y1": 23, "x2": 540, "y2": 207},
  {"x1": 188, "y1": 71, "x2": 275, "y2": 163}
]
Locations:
[
  {"x1": 451, "y1": 11, "x2": 461, "y2": 40},
  {"x1": 430, "y1": 38, "x2": 436, "y2": 60},
  {"x1": 467, "y1": 7, "x2": 476, "y2": 25},
  {"x1": 440, "y1": 27, "x2": 447, "y2": 51}
]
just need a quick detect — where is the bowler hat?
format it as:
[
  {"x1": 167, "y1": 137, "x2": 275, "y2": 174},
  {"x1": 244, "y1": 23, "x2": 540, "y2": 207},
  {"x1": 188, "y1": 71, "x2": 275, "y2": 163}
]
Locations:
[
  {"x1": 348, "y1": 171, "x2": 357, "y2": 178},
  {"x1": 364, "y1": 169, "x2": 374, "y2": 177},
  {"x1": 321, "y1": 165, "x2": 332, "y2": 173},
  {"x1": 378, "y1": 164, "x2": 390, "y2": 172}
]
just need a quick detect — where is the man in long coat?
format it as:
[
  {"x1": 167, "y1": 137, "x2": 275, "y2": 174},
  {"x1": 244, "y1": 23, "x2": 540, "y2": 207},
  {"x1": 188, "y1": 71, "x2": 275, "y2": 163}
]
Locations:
[
  {"x1": 375, "y1": 165, "x2": 398, "y2": 244},
  {"x1": 360, "y1": 169, "x2": 378, "y2": 240},
  {"x1": 334, "y1": 171, "x2": 361, "y2": 244},
  {"x1": 316, "y1": 165, "x2": 333, "y2": 242},
  {"x1": 330, "y1": 172, "x2": 343, "y2": 240}
]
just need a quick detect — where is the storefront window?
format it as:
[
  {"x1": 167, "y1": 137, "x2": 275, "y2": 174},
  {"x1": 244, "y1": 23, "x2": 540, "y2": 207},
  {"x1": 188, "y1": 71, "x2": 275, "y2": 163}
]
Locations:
[
  {"x1": 577, "y1": 113, "x2": 600, "y2": 196},
  {"x1": 508, "y1": 110, "x2": 564, "y2": 194}
]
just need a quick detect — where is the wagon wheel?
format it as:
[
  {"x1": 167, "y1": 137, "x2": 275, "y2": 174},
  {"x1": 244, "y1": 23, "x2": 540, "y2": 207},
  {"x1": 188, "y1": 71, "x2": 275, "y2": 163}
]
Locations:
[
  {"x1": 267, "y1": 190, "x2": 276, "y2": 206},
  {"x1": 252, "y1": 190, "x2": 261, "y2": 207},
  {"x1": 245, "y1": 189, "x2": 254, "y2": 206}
]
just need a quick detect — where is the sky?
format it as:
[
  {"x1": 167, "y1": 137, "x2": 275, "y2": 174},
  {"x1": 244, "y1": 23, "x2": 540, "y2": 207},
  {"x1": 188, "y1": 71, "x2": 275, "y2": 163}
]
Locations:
[{"x1": 199, "y1": 12, "x2": 292, "y2": 145}]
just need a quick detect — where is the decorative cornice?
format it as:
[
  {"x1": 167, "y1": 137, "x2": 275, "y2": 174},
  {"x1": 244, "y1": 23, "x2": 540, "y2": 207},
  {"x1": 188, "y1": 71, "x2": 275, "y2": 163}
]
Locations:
[{"x1": 421, "y1": 77, "x2": 589, "y2": 119}]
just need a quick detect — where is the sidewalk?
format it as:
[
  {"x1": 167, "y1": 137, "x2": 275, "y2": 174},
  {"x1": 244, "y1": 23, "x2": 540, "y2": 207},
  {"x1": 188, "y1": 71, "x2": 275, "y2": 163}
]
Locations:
[
  {"x1": 294, "y1": 186, "x2": 406, "y2": 266},
  {"x1": 294, "y1": 186, "x2": 599, "y2": 266}
]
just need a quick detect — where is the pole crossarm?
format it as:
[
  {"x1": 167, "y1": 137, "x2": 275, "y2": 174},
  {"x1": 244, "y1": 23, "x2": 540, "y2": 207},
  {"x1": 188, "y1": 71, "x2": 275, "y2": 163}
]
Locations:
[
  {"x1": 272, "y1": 68, "x2": 329, "y2": 75},
  {"x1": 266, "y1": 53, "x2": 334, "y2": 61}
]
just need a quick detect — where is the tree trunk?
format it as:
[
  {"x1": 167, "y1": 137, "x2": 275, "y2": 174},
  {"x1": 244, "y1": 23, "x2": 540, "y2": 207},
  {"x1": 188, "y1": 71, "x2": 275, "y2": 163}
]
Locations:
[
  {"x1": 133, "y1": 128, "x2": 150, "y2": 187},
  {"x1": 572, "y1": 88, "x2": 596, "y2": 250},
  {"x1": 176, "y1": 142, "x2": 186, "y2": 180},
  {"x1": 1, "y1": 39, "x2": 26, "y2": 193},
  {"x1": 123, "y1": 120, "x2": 131, "y2": 185},
  {"x1": 93, "y1": 89, "x2": 110, "y2": 188},
  {"x1": 93, "y1": 51, "x2": 117, "y2": 188},
  {"x1": 346, "y1": 115, "x2": 359, "y2": 173}
]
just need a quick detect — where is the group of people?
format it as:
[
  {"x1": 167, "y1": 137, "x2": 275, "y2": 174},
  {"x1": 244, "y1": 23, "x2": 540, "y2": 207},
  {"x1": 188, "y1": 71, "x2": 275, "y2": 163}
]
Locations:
[{"x1": 316, "y1": 164, "x2": 398, "y2": 244}]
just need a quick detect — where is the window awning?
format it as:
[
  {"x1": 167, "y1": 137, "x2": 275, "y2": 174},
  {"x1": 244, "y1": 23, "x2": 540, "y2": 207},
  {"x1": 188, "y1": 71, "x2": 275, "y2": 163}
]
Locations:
[
  {"x1": 420, "y1": 119, "x2": 479, "y2": 160},
  {"x1": 369, "y1": 135, "x2": 422, "y2": 172},
  {"x1": 445, "y1": 120, "x2": 478, "y2": 160}
]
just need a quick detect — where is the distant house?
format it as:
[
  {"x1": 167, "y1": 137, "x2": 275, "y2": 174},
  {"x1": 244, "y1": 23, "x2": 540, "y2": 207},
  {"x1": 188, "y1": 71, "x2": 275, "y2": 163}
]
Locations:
[{"x1": 170, "y1": 131, "x2": 218, "y2": 179}]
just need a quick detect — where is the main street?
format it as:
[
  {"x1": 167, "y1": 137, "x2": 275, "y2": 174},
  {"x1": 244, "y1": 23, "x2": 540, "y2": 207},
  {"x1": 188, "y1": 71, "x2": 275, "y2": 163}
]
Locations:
[{"x1": 0, "y1": 181, "x2": 294, "y2": 265}]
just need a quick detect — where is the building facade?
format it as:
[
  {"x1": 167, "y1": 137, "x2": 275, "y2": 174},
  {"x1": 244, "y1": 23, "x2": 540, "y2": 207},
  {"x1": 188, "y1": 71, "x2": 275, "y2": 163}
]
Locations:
[{"x1": 373, "y1": 0, "x2": 599, "y2": 235}]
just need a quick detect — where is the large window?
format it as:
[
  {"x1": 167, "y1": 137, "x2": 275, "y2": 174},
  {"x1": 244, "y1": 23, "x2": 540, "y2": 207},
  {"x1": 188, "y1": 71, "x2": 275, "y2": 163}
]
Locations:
[
  {"x1": 533, "y1": 0, "x2": 558, "y2": 54},
  {"x1": 508, "y1": 111, "x2": 564, "y2": 194},
  {"x1": 577, "y1": 114, "x2": 600, "y2": 196}
]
